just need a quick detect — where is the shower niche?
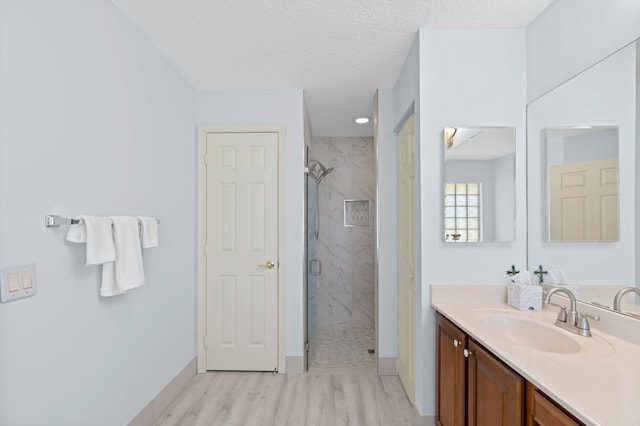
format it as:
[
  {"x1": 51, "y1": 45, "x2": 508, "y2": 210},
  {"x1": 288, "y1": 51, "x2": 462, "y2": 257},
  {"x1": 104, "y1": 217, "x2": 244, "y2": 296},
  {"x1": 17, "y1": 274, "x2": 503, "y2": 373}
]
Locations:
[{"x1": 344, "y1": 199, "x2": 370, "y2": 227}]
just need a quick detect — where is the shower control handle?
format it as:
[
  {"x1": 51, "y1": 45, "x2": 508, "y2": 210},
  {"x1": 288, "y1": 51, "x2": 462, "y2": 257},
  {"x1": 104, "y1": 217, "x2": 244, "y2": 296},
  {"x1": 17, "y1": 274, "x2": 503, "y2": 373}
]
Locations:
[
  {"x1": 259, "y1": 260, "x2": 275, "y2": 269},
  {"x1": 310, "y1": 259, "x2": 322, "y2": 276}
]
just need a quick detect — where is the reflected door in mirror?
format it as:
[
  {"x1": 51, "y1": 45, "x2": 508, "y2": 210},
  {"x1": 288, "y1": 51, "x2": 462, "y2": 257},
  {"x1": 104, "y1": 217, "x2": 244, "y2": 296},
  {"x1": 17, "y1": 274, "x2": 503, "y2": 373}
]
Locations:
[{"x1": 545, "y1": 127, "x2": 619, "y2": 242}]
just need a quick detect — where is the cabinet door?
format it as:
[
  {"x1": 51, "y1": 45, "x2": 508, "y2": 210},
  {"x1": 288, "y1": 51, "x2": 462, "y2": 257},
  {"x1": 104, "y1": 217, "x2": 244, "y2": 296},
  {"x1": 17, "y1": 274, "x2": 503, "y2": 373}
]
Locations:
[
  {"x1": 467, "y1": 340, "x2": 524, "y2": 426},
  {"x1": 436, "y1": 313, "x2": 467, "y2": 426},
  {"x1": 526, "y1": 382, "x2": 584, "y2": 426}
]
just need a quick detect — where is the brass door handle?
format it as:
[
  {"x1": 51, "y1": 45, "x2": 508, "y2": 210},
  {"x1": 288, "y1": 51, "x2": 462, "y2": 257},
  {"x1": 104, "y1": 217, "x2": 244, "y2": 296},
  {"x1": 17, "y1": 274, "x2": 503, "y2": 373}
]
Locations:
[{"x1": 259, "y1": 260, "x2": 275, "y2": 269}]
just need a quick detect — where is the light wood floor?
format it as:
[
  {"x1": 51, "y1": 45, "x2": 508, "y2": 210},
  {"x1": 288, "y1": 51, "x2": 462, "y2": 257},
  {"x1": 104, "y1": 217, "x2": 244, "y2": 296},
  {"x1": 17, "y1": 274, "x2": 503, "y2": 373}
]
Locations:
[{"x1": 155, "y1": 371, "x2": 417, "y2": 426}]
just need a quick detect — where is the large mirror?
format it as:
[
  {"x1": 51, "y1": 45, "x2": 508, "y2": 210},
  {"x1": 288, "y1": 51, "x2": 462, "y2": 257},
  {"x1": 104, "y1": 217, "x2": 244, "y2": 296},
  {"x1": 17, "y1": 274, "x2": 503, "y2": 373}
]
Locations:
[
  {"x1": 443, "y1": 126, "x2": 516, "y2": 243},
  {"x1": 544, "y1": 126, "x2": 619, "y2": 242},
  {"x1": 527, "y1": 38, "x2": 640, "y2": 316}
]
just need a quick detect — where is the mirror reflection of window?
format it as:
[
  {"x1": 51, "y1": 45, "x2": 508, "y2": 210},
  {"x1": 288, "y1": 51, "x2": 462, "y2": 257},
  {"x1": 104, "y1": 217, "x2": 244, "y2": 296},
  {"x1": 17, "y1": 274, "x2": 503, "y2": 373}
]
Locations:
[
  {"x1": 444, "y1": 183, "x2": 481, "y2": 242},
  {"x1": 442, "y1": 126, "x2": 516, "y2": 243}
]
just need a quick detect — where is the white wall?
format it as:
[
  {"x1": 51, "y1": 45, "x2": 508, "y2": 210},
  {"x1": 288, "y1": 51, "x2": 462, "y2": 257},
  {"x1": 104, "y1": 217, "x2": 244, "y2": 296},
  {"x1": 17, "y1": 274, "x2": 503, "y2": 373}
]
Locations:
[
  {"x1": 493, "y1": 154, "x2": 516, "y2": 242},
  {"x1": 636, "y1": 65, "x2": 640, "y2": 287},
  {"x1": 376, "y1": 35, "x2": 421, "y2": 368},
  {"x1": 563, "y1": 129, "x2": 618, "y2": 164},
  {"x1": 0, "y1": 1, "x2": 197, "y2": 424},
  {"x1": 527, "y1": 43, "x2": 636, "y2": 284},
  {"x1": 378, "y1": 28, "x2": 526, "y2": 416},
  {"x1": 196, "y1": 90, "x2": 305, "y2": 358},
  {"x1": 527, "y1": 0, "x2": 640, "y2": 102},
  {"x1": 375, "y1": 89, "x2": 399, "y2": 361},
  {"x1": 418, "y1": 29, "x2": 527, "y2": 415}
]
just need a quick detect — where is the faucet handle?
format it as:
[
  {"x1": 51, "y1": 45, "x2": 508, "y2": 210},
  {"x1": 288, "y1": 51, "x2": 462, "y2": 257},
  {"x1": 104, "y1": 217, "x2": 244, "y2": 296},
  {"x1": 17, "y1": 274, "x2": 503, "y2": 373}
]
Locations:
[
  {"x1": 580, "y1": 313, "x2": 600, "y2": 322},
  {"x1": 548, "y1": 302, "x2": 568, "y2": 322},
  {"x1": 577, "y1": 313, "x2": 600, "y2": 336}
]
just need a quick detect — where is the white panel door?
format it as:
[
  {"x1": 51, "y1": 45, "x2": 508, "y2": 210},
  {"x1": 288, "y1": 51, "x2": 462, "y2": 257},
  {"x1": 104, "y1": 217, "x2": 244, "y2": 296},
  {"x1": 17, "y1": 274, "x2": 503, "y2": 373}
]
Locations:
[
  {"x1": 549, "y1": 158, "x2": 618, "y2": 242},
  {"x1": 397, "y1": 115, "x2": 416, "y2": 404},
  {"x1": 205, "y1": 131, "x2": 279, "y2": 371}
]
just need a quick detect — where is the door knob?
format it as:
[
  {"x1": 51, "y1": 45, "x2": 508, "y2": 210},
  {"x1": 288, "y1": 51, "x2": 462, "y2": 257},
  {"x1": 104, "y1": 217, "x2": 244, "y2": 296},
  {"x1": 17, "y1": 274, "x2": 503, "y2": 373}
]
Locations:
[{"x1": 259, "y1": 260, "x2": 275, "y2": 269}]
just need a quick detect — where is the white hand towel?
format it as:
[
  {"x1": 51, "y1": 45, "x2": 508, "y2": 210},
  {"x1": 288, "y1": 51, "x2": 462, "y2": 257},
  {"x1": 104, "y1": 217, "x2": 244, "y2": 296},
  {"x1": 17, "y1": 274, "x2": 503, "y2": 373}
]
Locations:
[
  {"x1": 548, "y1": 270, "x2": 565, "y2": 285},
  {"x1": 137, "y1": 217, "x2": 159, "y2": 248},
  {"x1": 100, "y1": 263, "x2": 126, "y2": 297},
  {"x1": 101, "y1": 216, "x2": 145, "y2": 297},
  {"x1": 65, "y1": 216, "x2": 116, "y2": 266},
  {"x1": 513, "y1": 271, "x2": 532, "y2": 285}
]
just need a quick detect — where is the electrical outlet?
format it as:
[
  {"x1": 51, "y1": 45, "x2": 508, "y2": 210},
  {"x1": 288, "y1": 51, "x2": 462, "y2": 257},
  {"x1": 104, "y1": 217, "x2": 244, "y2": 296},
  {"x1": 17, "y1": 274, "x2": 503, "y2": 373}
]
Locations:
[{"x1": 0, "y1": 264, "x2": 37, "y2": 303}]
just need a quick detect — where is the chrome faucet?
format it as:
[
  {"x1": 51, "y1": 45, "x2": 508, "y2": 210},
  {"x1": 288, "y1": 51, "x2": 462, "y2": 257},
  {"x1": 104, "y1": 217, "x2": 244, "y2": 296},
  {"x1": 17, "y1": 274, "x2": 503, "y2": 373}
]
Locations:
[
  {"x1": 545, "y1": 287, "x2": 579, "y2": 325},
  {"x1": 612, "y1": 287, "x2": 640, "y2": 311},
  {"x1": 544, "y1": 286, "x2": 599, "y2": 337}
]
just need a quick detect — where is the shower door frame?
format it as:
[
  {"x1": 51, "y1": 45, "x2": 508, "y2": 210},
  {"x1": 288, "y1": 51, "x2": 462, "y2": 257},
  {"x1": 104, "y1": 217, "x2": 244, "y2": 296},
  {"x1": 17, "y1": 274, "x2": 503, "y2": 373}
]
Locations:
[{"x1": 303, "y1": 146, "x2": 310, "y2": 370}]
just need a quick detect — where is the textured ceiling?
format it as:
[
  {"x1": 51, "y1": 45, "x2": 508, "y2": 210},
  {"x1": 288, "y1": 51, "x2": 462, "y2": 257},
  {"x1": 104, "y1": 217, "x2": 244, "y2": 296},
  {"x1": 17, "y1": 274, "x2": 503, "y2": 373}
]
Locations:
[{"x1": 111, "y1": 0, "x2": 552, "y2": 137}]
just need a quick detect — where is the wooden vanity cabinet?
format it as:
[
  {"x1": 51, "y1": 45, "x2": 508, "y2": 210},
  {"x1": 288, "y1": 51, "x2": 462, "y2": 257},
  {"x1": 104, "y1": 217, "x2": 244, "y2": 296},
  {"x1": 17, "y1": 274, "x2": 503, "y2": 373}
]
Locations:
[
  {"x1": 467, "y1": 340, "x2": 524, "y2": 425},
  {"x1": 435, "y1": 312, "x2": 467, "y2": 426},
  {"x1": 436, "y1": 312, "x2": 586, "y2": 426},
  {"x1": 436, "y1": 312, "x2": 524, "y2": 426},
  {"x1": 526, "y1": 382, "x2": 584, "y2": 426}
]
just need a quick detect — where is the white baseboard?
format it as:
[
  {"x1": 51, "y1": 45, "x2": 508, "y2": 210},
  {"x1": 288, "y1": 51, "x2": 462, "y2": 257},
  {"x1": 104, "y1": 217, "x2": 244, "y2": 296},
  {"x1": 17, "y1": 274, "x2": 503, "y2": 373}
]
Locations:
[
  {"x1": 377, "y1": 357, "x2": 397, "y2": 375},
  {"x1": 128, "y1": 357, "x2": 197, "y2": 425},
  {"x1": 414, "y1": 412, "x2": 436, "y2": 426},
  {"x1": 285, "y1": 356, "x2": 304, "y2": 374}
]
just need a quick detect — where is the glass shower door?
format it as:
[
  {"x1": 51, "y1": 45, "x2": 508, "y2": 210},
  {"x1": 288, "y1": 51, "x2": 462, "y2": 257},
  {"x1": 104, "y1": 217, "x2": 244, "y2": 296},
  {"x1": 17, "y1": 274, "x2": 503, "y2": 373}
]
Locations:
[{"x1": 305, "y1": 147, "x2": 318, "y2": 370}]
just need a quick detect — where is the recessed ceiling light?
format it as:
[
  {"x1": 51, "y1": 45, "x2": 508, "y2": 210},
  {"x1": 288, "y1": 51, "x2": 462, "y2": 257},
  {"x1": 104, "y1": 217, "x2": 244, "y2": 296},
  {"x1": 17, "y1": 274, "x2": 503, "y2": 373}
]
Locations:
[{"x1": 354, "y1": 117, "x2": 370, "y2": 124}]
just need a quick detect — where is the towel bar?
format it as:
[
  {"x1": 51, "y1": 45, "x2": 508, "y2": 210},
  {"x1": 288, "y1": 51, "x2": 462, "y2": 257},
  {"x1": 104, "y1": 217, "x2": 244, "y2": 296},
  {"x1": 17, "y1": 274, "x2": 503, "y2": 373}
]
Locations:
[{"x1": 45, "y1": 215, "x2": 159, "y2": 228}]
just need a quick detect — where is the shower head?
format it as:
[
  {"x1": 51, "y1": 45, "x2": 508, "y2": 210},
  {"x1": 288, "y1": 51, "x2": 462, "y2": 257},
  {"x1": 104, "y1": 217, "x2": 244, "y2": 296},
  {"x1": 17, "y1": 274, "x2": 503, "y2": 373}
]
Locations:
[
  {"x1": 316, "y1": 167, "x2": 334, "y2": 183},
  {"x1": 309, "y1": 160, "x2": 334, "y2": 184}
]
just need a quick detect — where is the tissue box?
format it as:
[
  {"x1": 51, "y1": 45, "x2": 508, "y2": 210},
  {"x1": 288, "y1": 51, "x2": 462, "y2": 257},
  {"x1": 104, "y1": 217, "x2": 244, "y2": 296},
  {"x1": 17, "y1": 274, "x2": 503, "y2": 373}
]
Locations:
[{"x1": 507, "y1": 282, "x2": 542, "y2": 311}]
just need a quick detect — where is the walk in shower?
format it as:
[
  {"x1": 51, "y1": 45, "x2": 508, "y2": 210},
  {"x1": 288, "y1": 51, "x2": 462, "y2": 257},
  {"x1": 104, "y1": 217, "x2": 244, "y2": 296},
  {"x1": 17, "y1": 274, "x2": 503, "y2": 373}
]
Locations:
[{"x1": 305, "y1": 137, "x2": 376, "y2": 372}]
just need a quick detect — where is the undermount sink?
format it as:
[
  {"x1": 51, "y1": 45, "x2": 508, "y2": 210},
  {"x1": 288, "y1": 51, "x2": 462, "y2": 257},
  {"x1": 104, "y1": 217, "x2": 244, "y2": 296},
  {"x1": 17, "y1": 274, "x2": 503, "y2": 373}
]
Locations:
[{"x1": 476, "y1": 313, "x2": 582, "y2": 354}]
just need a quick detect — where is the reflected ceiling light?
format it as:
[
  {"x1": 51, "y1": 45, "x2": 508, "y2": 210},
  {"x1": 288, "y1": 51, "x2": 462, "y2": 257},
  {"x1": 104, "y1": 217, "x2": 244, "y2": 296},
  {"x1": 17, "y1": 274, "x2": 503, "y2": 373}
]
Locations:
[
  {"x1": 354, "y1": 117, "x2": 370, "y2": 124},
  {"x1": 444, "y1": 126, "x2": 458, "y2": 148}
]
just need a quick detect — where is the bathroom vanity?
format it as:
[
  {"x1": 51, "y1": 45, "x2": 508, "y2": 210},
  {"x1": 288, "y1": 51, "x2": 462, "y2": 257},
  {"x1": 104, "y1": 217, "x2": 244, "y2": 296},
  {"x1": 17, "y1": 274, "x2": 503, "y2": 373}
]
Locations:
[
  {"x1": 432, "y1": 284, "x2": 640, "y2": 426},
  {"x1": 436, "y1": 312, "x2": 583, "y2": 425}
]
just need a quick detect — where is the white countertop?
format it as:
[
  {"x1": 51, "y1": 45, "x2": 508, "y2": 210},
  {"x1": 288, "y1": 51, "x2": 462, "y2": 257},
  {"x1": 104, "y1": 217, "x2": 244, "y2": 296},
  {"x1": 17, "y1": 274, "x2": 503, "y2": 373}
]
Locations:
[{"x1": 431, "y1": 284, "x2": 640, "y2": 426}]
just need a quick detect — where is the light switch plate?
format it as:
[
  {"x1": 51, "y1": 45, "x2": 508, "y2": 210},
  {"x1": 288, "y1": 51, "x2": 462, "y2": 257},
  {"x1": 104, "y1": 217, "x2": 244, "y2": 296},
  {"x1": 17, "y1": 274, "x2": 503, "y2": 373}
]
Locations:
[{"x1": 0, "y1": 263, "x2": 37, "y2": 303}]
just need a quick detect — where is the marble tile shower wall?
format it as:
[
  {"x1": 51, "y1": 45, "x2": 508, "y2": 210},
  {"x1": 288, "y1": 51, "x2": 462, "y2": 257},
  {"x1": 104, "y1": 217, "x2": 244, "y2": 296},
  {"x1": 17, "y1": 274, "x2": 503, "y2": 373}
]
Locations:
[{"x1": 310, "y1": 137, "x2": 376, "y2": 331}]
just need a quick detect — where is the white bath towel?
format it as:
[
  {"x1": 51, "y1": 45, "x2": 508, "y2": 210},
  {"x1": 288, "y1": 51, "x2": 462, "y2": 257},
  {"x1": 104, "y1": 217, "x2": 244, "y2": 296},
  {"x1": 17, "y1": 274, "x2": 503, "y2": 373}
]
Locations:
[
  {"x1": 101, "y1": 216, "x2": 145, "y2": 297},
  {"x1": 100, "y1": 264, "x2": 126, "y2": 297},
  {"x1": 137, "y1": 216, "x2": 159, "y2": 248},
  {"x1": 65, "y1": 216, "x2": 116, "y2": 266}
]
